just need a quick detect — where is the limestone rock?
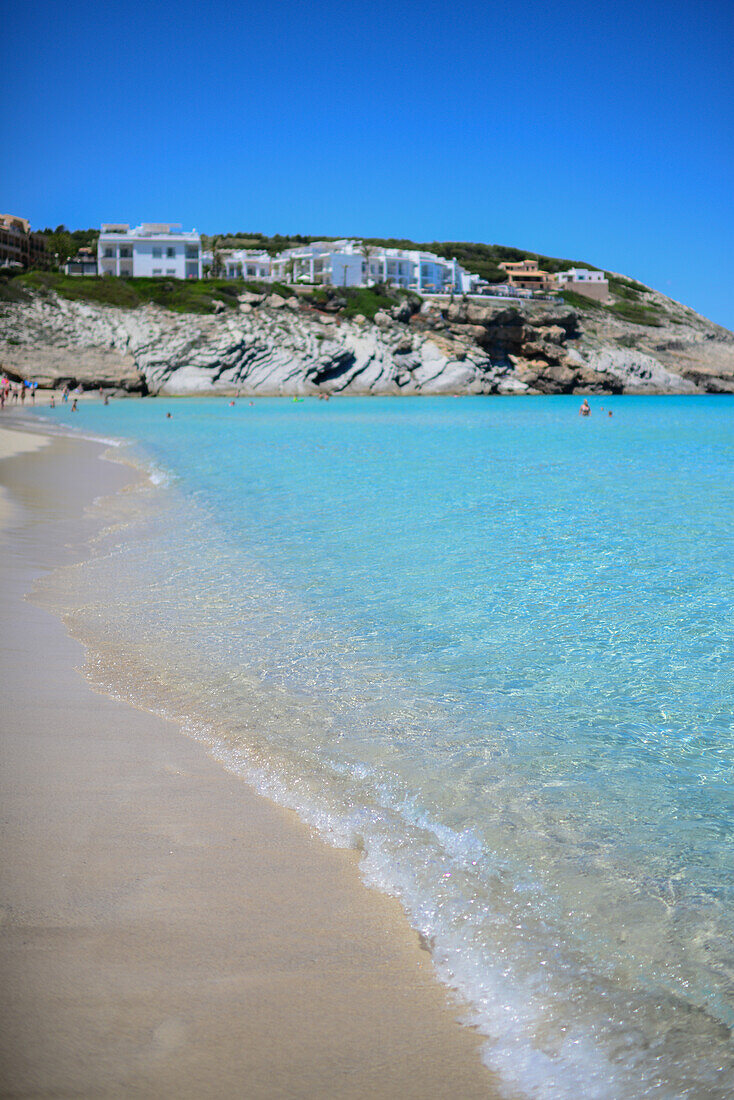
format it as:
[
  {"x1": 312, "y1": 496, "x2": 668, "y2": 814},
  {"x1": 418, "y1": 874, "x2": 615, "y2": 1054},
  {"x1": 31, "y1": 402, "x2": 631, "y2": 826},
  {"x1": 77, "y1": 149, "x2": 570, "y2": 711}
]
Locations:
[
  {"x1": 1, "y1": 280, "x2": 730, "y2": 398},
  {"x1": 584, "y1": 347, "x2": 698, "y2": 393},
  {"x1": 0, "y1": 344, "x2": 144, "y2": 391},
  {"x1": 536, "y1": 325, "x2": 566, "y2": 345},
  {"x1": 390, "y1": 299, "x2": 418, "y2": 323}
]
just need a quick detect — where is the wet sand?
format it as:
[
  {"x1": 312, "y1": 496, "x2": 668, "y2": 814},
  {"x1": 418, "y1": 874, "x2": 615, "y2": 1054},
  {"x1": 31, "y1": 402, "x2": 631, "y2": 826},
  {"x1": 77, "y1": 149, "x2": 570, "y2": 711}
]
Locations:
[{"x1": 0, "y1": 422, "x2": 501, "y2": 1098}]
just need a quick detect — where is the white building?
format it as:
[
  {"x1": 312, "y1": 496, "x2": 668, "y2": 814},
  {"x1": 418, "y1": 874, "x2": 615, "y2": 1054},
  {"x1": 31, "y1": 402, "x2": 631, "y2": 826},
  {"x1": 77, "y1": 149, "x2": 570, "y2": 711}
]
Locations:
[
  {"x1": 556, "y1": 267, "x2": 609, "y2": 301},
  {"x1": 97, "y1": 223, "x2": 202, "y2": 279},
  {"x1": 271, "y1": 240, "x2": 476, "y2": 293},
  {"x1": 201, "y1": 249, "x2": 273, "y2": 281}
]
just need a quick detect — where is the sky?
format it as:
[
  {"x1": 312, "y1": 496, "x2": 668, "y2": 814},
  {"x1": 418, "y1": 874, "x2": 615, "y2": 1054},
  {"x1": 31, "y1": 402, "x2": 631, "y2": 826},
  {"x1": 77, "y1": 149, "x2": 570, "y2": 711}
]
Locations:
[{"x1": 3, "y1": 0, "x2": 733, "y2": 327}]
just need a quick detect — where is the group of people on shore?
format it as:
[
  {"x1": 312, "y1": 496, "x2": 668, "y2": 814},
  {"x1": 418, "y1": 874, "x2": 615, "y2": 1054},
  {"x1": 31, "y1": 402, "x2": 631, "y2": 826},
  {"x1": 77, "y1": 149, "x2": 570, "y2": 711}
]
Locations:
[
  {"x1": 0, "y1": 376, "x2": 89, "y2": 412},
  {"x1": 0, "y1": 376, "x2": 41, "y2": 409}
]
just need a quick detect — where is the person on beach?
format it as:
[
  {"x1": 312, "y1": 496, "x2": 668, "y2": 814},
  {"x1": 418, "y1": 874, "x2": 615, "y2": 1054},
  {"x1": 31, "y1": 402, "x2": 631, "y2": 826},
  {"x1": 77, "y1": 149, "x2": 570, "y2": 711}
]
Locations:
[
  {"x1": 579, "y1": 398, "x2": 591, "y2": 416},
  {"x1": 103, "y1": 395, "x2": 109, "y2": 406},
  {"x1": 71, "y1": 399, "x2": 78, "y2": 412},
  {"x1": 30, "y1": 383, "x2": 36, "y2": 404},
  {"x1": 50, "y1": 396, "x2": 55, "y2": 408},
  {"x1": 62, "y1": 386, "x2": 69, "y2": 403}
]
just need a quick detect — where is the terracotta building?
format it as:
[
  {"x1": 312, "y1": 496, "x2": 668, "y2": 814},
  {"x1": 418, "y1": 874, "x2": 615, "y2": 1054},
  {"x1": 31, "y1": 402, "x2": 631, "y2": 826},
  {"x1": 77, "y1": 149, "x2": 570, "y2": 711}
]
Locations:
[
  {"x1": 0, "y1": 215, "x2": 48, "y2": 269},
  {"x1": 498, "y1": 259, "x2": 555, "y2": 291}
]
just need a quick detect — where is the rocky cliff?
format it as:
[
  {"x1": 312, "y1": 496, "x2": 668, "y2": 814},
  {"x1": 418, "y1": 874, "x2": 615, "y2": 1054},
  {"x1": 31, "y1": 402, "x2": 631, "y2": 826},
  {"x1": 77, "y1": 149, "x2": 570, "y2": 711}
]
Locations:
[{"x1": 1, "y1": 281, "x2": 733, "y2": 396}]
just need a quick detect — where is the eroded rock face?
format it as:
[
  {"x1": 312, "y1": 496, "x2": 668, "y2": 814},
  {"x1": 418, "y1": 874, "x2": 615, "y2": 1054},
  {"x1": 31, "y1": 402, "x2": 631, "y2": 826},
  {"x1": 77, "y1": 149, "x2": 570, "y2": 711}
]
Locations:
[
  {"x1": 0, "y1": 293, "x2": 500, "y2": 396},
  {"x1": 1, "y1": 285, "x2": 732, "y2": 396},
  {"x1": 0, "y1": 343, "x2": 144, "y2": 392}
]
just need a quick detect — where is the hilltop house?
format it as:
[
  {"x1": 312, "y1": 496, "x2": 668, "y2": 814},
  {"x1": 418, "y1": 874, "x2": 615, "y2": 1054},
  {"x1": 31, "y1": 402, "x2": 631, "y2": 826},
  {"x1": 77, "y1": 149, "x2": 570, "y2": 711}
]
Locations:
[
  {"x1": 498, "y1": 259, "x2": 555, "y2": 291},
  {"x1": 97, "y1": 223, "x2": 202, "y2": 279},
  {"x1": 62, "y1": 247, "x2": 98, "y2": 276},
  {"x1": 556, "y1": 268, "x2": 609, "y2": 301}
]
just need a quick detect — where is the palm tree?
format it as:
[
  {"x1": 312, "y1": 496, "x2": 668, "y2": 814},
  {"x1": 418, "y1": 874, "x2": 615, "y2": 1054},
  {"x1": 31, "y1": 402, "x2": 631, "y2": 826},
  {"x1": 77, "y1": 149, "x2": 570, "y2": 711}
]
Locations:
[{"x1": 359, "y1": 242, "x2": 377, "y2": 286}]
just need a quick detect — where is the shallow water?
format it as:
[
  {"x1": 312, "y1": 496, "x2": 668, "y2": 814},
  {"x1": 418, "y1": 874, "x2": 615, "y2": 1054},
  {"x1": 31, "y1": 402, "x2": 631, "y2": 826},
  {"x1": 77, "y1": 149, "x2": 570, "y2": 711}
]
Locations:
[{"x1": 35, "y1": 395, "x2": 734, "y2": 1098}]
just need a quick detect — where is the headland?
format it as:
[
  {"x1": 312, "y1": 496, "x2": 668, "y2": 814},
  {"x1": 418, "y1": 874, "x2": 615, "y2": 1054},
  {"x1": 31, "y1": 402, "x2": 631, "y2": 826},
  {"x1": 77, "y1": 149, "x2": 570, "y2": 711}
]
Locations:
[{"x1": 1, "y1": 266, "x2": 733, "y2": 398}]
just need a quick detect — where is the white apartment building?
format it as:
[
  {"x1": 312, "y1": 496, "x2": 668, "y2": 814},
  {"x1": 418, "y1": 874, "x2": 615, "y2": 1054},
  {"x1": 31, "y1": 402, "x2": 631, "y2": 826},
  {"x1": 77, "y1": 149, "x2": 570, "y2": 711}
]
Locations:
[
  {"x1": 270, "y1": 240, "x2": 476, "y2": 293},
  {"x1": 200, "y1": 249, "x2": 273, "y2": 280},
  {"x1": 97, "y1": 223, "x2": 202, "y2": 279}
]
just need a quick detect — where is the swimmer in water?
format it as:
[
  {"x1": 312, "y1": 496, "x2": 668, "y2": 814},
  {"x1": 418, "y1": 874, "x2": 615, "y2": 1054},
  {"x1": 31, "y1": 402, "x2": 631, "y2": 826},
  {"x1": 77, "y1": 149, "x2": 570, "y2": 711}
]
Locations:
[{"x1": 579, "y1": 398, "x2": 591, "y2": 417}]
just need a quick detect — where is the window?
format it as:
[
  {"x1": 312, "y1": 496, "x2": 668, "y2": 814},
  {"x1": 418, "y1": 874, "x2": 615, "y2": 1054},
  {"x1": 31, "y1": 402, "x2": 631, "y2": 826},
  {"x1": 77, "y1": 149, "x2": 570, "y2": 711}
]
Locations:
[
  {"x1": 185, "y1": 246, "x2": 198, "y2": 259},
  {"x1": 152, "y1": 268, "x2": 162, "y2": 275},
  {"x1": 120, "y1": 247, "x2": 131, "y2": 258},
  {"x1": 152, "y1": 247, "x2": 162, "y2": 258},
  {"x1": 104, "y1": 248, "x2": 113, "y2": 258},
  {"x1": 166, "y1": 268, "x2": 175, "y2": 275},
  {"x1": 166, "y1": 247, "x2": 175, "y2": 258},
  {"x1": 247, "y1": 266, "x2": 256, "y2": 276}
]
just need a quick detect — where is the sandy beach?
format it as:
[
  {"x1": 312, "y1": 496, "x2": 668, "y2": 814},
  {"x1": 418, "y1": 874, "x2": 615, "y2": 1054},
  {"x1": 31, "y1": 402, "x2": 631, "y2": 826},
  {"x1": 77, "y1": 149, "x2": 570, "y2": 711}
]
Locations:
[{"x1": 0, "y1": 421, "x2": 499, "y2": 1098}]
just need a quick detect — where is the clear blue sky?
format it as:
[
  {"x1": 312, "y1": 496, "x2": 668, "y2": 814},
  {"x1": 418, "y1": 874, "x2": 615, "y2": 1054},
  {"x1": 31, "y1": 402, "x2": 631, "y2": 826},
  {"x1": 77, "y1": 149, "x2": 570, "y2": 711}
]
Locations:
[{"x1": 4, "y1": 0, "x2": 733, "y2": 326}]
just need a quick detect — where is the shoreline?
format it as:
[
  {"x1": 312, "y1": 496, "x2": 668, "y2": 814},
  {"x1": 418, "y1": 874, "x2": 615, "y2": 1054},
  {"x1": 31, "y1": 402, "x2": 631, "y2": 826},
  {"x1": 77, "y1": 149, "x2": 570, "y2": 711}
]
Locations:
[{"x1": 0, "y1": 420, "x2": 501, "y2": 1098}]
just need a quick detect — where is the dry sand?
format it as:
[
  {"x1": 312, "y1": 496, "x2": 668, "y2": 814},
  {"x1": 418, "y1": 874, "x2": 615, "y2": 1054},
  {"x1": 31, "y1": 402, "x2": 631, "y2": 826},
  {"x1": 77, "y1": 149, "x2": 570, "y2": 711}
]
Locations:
[{"x1": 0, "y1": 421, "x2": 502, "y2": 1099}]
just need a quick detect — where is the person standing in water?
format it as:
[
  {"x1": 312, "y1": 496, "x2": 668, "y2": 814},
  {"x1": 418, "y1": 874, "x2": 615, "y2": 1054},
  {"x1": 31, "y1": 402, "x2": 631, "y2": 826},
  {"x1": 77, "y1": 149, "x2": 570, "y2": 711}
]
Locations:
[{"x1": 579, "y1": 398, "x2": 591, "y2": 416}]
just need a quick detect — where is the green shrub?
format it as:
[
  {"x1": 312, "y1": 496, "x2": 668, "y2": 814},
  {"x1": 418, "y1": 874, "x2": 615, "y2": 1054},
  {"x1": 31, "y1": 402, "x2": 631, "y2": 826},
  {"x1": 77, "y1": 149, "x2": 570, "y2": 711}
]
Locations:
[
  {"x1": 609, "y1": 301, "x2": 662, "y2": 327},
  {"x1": 0, "y1": 274, "x2": 31, "y2": 303},
  {"x1": 11, "y1": 272, "x2": 247, "y2": 314},
  {"x1": 607, "y1": 275, "x2": 649, "y2": 302},
  {"x1": 341, "y1": 286, "x2": 394, "y2": 320},
  {"x1": 559, "y1": 289, "x2": 604, "y2": 311}
]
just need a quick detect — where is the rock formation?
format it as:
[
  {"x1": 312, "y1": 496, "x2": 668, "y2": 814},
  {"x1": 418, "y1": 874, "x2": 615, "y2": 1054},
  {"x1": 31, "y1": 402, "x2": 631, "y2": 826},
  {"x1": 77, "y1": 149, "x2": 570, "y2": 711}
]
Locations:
[{"x1": 1, "y1": 280, "x2": 733, "y2": 396}]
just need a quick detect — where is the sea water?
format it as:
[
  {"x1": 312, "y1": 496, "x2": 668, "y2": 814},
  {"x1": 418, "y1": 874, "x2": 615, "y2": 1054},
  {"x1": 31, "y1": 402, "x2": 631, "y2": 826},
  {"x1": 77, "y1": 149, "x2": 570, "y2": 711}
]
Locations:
[{"x1": 34, "y1": 395, "x2": 734, "y2": 1098}]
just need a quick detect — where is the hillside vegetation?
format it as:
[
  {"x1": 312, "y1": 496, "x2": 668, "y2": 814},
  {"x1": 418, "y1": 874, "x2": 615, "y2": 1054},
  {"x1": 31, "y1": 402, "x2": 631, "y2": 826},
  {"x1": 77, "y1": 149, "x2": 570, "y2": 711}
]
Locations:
[{"x1": 0, "y1": 270, "x2": 414, "y2": 321}]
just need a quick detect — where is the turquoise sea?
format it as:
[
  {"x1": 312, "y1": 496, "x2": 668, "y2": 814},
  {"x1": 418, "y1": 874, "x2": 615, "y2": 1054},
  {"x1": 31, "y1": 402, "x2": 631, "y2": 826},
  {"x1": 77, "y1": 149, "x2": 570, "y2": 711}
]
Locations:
[{"x1": 35, "y1": 395, "x2": 734, "y2": 1098}]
